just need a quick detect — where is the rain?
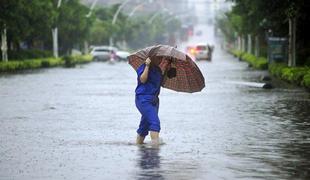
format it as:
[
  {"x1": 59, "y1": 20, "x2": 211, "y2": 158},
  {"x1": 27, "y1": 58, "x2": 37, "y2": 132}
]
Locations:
[{"x1": 1, "y1": 0, "x2": 310, "y2": 179}]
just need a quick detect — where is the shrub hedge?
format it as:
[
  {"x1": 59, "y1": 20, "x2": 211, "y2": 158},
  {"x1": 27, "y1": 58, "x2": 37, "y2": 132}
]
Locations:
[
  {"x1": 229, "y1": 49, "x2": 310, "y2": 89},
  {"x1": 229, "y1": 49, "x2": 268, "y2": 70},
  {"x1": 269, "y1": 63, "x2": 310, "y2": 89},
  {"x1": 8, "y1": 50, "x2": 53, "y2": 60},
  {"x1": 0, "y1": 55, "x2": 92, "y2": 73}
]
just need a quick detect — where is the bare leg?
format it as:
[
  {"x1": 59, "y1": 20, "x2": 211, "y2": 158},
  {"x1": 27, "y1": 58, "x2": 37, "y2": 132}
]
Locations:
[
  {"x1": 150, "y1": 131, "x2": 160, "y2": 145},
  {"x1": 136, "y1": 134, "x2": 145, "y2": 144}
]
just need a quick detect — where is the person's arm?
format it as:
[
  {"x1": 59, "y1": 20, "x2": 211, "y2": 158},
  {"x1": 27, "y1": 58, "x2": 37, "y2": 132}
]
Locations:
[{"x1": 139, "y1": 57, "x2": 151, "y2": 83}]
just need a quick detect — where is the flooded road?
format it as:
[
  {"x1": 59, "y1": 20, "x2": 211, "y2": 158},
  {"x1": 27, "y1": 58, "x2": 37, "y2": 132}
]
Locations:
[{"x1": 1, "y1": 34, "x2": 310, "y2": 180}]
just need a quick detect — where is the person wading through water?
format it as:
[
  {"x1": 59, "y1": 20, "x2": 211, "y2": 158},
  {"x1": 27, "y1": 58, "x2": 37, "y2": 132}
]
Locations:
[{"x1": 134, "y1": 57, "x2": 176, "y2": 145}]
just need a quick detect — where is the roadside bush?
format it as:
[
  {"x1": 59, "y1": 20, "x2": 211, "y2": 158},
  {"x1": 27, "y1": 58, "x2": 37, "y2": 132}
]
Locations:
[
  {"x1": 269, "y1": 63, "x2": 286, "y2": 77},
  {"x1": 63, "y1": 55, "x2": 93, "y2": 67},
  {"x1": 0, "y1": 55, "x2": 92, "y2": 73},
  {"x1": 240, "y1": 53, "x2": 268, "y2": 70},
  {"x1": 24, "y1": 59, "x2": 42, "y2": 69},
  {"x1": 269, "y1": 63, "x2": 310, "y2": 88},
  {"x1": 256, "y1": 57, "x2": 268, "y2": 69},
  {"x1": 0, "y1": 59, "x2": 42, "y2": 72},
  {"x1": 302, "y1": 72, "x2": 310, "y2": 88},
  {"x1": 0, "y1": 61, "x2": 21, "y2": 72},
  {"x1": 74, "y1": 55, "x2": 93, "y2": 64},
  {"x1": 41, "y1": 58, "x2": 63, "y2": 68},
  {"x1": 230, "y1": 49, "x2": 243, "y2": 58},
  {"x1": 63, "y1": 56, "x2": 76, "y2": 68},
  {"x1": 0, "y1": 58, "x2": 62, "y2": 72},
  {"x1": 229, "y1": 50, "x2": 267, "y2": 69},
  {"x1": 281, "y1": 67, "x2": 309, "y2": 84}
]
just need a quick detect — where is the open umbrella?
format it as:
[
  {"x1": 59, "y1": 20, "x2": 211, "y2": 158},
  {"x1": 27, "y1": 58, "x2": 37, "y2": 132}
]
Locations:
[{"x1": 128, "y1": 45, "x2": 205, "y2": 93}]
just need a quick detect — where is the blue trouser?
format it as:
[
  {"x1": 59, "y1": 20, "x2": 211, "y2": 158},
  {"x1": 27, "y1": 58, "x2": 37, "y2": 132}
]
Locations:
[{"x1": 135, "y1": 95, "x2": 160, "y2": 137}]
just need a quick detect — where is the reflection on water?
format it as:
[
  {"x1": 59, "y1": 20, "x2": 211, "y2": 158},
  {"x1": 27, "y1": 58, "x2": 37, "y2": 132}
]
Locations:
[
  {"x1": 269, "y1": 97, "x2": 310, "y2": 179},
  {"x1": 136, "y1": 146, "x2": 163, "y2": 180}
]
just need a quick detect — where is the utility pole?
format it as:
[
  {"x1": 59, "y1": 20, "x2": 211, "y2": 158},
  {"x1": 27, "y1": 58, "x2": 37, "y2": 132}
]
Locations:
[{"x1": 1, "y1": 24, "x2": 8, "y2": 62}]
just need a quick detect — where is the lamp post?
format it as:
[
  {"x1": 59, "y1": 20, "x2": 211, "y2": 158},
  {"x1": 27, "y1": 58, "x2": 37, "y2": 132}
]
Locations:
[
  {"x1": 86, "y1": 0, "x2": 98, "y2": 18},
  {"x1": 109, "y1": 0, "x2": 131, "y2": 47},
  {"x1": 128, "y1": 2, "x2": 147, "y2": 18},
  {"x1": 148, "y1": 8, "x2": 170, "y2": 24},
  {"x1": 163, "y1": 13, "x2": 189, "y2": 24},
  {"x1": 109, "y1": 0, "x2": 155, "y2": 47},
  {"x1": 83, "y1": 0, "x2": 99, "y2": 54}
]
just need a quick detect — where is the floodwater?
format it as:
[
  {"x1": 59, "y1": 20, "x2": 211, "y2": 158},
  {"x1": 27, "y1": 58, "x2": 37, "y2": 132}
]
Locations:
[{"x1": 1, "y1": 34, "x2": 310, "y2": 180}]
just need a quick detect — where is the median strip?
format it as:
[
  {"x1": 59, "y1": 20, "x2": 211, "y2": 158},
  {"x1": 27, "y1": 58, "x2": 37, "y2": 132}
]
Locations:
[{"x1": 0, "y1": 55, "x2": 93, "y2": 73}]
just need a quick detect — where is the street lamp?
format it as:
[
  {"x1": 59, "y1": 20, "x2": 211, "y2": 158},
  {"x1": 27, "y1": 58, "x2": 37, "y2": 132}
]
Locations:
[
  {"x1": 110, "y1": 0, "x2": 154, "y2": 47},
  {"x1": 163, "y1": 12, "x2": 190, "y2": 24},
  {"x1": 148, "y1": 8, "x2": 170, "y2": 24},
  {"x1": 83, "y1": 0, "x2": 99, "y2": 55},
  {"x1": 86, "y1": 0, "x2": 98, "y2": 18},
  {"x1": 109, "y1": 0, "x2": 131, "y2": 47},
  {"x1": 128, "y1": 2, "x2": 147, "y2": 18}
]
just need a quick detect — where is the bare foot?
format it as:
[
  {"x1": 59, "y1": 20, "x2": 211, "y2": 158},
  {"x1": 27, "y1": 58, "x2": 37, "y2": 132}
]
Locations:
[{"x1": 151, "y1": 138, "x2": 164, "y2": 147}]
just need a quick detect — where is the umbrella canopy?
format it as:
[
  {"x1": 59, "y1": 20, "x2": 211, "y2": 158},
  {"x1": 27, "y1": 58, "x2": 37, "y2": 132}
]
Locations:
[{"x1": 128, "y1": 45, "x2": 205, "y2": 93}]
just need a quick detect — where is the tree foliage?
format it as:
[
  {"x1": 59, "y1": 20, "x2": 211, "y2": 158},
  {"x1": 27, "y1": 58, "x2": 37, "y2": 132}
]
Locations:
[
  {"x1": 217, "y1": 0, "x2": 310, "y2": 64},
  {"x1": 0, "y1": 1, "x2": 182, "y2": 59}
]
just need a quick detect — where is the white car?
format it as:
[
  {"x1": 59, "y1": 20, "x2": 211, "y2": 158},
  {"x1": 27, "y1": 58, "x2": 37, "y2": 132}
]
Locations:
[
  {"x1": 116, "y1": 50, "x2": 130, "y2": 61},
  {"x1": 90, "y1": 46, "x2": 118, "y2": 61},
  {"x1": 194, "y1": 44, "x2": 209, "y2": 60},
  {"x1": 187, "y1": 44, "x2": 213, "y2": 61}
]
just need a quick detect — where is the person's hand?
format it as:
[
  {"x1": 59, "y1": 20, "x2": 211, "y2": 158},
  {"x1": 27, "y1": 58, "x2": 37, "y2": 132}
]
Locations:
[{"x1": 145, "y1": 57, "x2": 151, "y2": 67}]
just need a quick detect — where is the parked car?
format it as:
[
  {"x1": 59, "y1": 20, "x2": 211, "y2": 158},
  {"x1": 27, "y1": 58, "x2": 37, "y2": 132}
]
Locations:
[
  {"x1": 114, "y1": 50, "x2": 129, "y2": 61},
  {"x1": 90, "y1": 46, "x2": 118, "y2": 61}
]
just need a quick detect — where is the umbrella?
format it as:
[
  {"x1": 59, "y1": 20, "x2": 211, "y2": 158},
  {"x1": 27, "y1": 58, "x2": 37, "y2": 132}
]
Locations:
[{"x1": 128, "y1": 45, "x2": 205, "y2": 93}]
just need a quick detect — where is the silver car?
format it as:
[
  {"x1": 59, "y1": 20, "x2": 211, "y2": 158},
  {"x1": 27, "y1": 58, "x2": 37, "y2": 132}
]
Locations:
[
  {"x1": 194, "y1": 44, "x2": 210, "y2": 61},
  {"x1": 90, "y1": 46, "x2": 118, "y2": 61}
]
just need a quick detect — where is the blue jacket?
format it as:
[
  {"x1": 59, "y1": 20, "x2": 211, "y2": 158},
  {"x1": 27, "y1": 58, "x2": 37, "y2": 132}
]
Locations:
[{"x1": 135, "y1": 64, "x2": 162, "y2": 96}]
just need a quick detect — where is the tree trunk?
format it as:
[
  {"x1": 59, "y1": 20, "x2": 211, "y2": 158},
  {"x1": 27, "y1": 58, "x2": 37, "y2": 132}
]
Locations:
[
  {"x1": 1, "y1": 26, "x2": 8, "y2": 62},
  {"x1": 255, "y1": 36, "x2": 259, "y2": 57},
  {"x1": 288, "y1": 17, "x2": 296, "y2": 67},
  {"x1": 241, "y1": 35, "x2": 246, "y2": 52},
  {"x1": 238, "y1": 36, "x2": 241, "y2": 51},
  {"x1": 52, "y1": 28, "x2": 59, "y2": 58},
  {"x1": 84, "y1": 41, "x2": 89, "y2": 55},
  {"x1": 247, "y1": 34, "x2": 252, "y2": 54}
]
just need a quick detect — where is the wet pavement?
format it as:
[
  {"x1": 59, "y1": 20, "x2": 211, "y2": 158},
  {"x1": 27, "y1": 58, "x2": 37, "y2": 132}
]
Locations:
[{"x1": 1, "y1": 29, "x2": 310, "y2": 180}]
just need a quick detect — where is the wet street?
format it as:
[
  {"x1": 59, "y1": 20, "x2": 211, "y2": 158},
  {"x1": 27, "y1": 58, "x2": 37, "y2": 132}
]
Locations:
[{"x1": 1, "y1": 44, "x2": 310, "y2": 179}]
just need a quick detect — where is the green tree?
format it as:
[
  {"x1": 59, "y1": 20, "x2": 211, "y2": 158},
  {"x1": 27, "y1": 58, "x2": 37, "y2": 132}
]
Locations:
[
  {"x1": 57, "y1": 0, "x2": 94, "y2": 54},
  {"x1": 0, "y1": 0, "x2": 54, "y2": 50},
  {"x1": 219, "y1": 0, "x2": 310, "y2": 64}
]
